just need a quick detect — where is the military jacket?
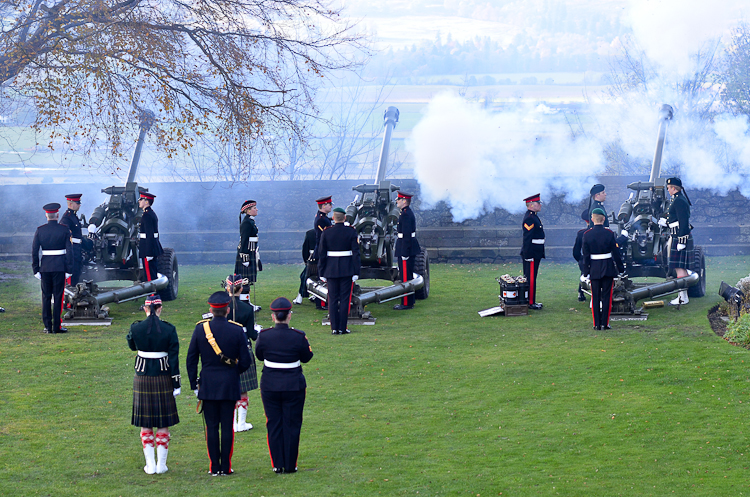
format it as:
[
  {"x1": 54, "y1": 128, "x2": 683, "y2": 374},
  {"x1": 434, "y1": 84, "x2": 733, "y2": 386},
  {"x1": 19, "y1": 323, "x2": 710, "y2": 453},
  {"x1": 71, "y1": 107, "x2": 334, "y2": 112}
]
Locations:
[
  {"x1": 313, "y1": 211, "x2": 332, "y2": 259},
  {"x1": 127, "y1": 316, "x2": 181, "y2": 388},
  {"x1": 520, "y1": 210, "x2": 545, "y2": 260},
  {"x1": 589, "y1": 200, "x2": 609, "y2": 228},
  {"x1": 302, "y1": 229, "x2": 316, "y2": 263},
  {"x1": 255, "y1": 323, "x2": 313, "y2": 392},
  {"x1": 318, "y1": 223, "x2": 361, "y2": 278},
  {"x1": 238, "y1": 215, "x2": 259, "y2": 255},
  {"x1": 186, "y1": 316, "x2": 252, "y2": 400},
  {"x1": 60, "y1": 209, "x2": 84, "y2": 260},
  {"x1": 394, "y1": 205, "x2": 421, "y2": 258},
  {"x1": 228, "y1": 299, "x2": 257, "y2": 341},
  {"x1": 139, "y1": 207, "x2": 164, "y2": 258},
  {"x1": 32, "y1": 220, "x2": 74, "y2": 274},
  {"x1": 573, "y1": 227, "x2": 587, "y2": 272},
  {"x1": 582, "y1": 225, "x2": 625, "y2": 279},
  {"x1": 666, "y1": 191, "x2": 691, "y2": 238}
]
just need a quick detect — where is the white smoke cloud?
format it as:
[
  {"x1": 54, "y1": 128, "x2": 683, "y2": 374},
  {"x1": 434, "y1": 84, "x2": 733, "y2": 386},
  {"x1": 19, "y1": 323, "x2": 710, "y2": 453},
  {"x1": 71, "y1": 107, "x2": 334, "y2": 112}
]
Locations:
[{"x1": 409, "y1": 92, "x2": 602, "y2": 221}]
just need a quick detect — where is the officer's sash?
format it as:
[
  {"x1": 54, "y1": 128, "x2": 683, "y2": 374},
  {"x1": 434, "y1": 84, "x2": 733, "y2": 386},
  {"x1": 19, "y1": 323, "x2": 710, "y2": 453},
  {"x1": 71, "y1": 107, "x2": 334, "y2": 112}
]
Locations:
[{"x1": 202, "y1": 321, "x2": 238, "y2": 367}]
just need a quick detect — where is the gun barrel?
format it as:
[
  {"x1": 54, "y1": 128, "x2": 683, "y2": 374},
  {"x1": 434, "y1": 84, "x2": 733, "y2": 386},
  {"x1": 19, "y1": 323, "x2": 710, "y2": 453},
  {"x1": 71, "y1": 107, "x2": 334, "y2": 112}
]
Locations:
[
  {"x1": 648, "y1": 104, "x2": 674, "y2": 183},
  {"x1": 629, "y1": 272, "x2": 698, "y2": 302},
  {"x1": 125, "y1": 110, "x2": 156, "y2": 185},
  {"x1": 374, "y1": 106, "x2": 399, "y2": 184},
  {"x1": 93, "y1": 274, "x2": 169, "y2": 306}
]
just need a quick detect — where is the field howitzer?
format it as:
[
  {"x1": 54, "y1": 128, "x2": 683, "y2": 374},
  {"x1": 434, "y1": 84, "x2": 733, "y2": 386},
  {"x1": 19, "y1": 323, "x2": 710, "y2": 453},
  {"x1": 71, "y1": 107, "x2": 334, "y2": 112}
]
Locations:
[
  {"x1": 581, "y1": 104, "x2": 706, "y2": 315},
  {"x1": 64, "y1": 110, "x2": 179, "y2": 323},
  {"x1": 307, "y1": 106, "x2": 430, "y2": 322}
]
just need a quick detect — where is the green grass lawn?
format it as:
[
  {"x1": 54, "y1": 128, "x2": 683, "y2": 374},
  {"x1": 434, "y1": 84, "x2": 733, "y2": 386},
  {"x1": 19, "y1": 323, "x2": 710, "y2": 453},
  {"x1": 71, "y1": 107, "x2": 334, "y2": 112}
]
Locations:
[{"x1": 2, "y1": 258, "x2": 750, "y2": 496}]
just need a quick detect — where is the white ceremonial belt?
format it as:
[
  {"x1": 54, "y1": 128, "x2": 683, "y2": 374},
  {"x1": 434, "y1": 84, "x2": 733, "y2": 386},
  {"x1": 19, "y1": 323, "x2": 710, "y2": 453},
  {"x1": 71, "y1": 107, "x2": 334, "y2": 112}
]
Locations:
[
  {"x1": 668, "y1": 221, "x2": 679, "y2": 228},
  {"x1": 531, "y1": 239, "x2": 545, "y2": 244},
  {"x1": 139, "y1": 233, "x2": 159, "y2": 238},
  {"x1": 71, "y1": 238, "x2": 82, "y2": 244},
  {"x1": 42, "y1": 249, "x2": 66, "y2": 256},
  {"x1": 264, "y1": 360, "x2": 301, "y2": 369},
  {"x1": 591, "y1": 253, "x2": 612, "y2": 260},
  {"x1": 327, "y1": 250, "x2": 353, "y2": 257},
  {"x1": 247, "y1": 237, "x2": 259, "y2": 242},
  {"x1": 397, "y1": 232, "x2": 417, "y2": 238},
  {"x1": 138, "y1": 351, "x2": 168, "y2": 359}
]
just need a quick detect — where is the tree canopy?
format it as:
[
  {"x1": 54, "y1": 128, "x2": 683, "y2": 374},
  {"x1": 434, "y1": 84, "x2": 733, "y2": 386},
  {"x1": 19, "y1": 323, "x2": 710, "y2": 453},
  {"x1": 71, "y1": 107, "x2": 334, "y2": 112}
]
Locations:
[{"x1": 0, "y1": 0, "x2": 364, "y2": 174}]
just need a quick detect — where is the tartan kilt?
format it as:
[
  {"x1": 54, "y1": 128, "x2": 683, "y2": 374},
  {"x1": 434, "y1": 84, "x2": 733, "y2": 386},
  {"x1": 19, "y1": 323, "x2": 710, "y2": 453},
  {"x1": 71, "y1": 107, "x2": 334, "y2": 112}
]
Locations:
[
  {"x1": 668, "y1": 235, "x2": 694, "y2": 270},
  {"x1": 234, "y1": 251, "x2": 258, "y2": 283},
  {"x1": 132, "y1": 375, "x2": 179, "y2": 428},
  {"x1": 239, "y1": 343, "x2": 258, "y2": 392},
  {"x1": 306, "y1": 260, "x2": 319, "y2": 279}
]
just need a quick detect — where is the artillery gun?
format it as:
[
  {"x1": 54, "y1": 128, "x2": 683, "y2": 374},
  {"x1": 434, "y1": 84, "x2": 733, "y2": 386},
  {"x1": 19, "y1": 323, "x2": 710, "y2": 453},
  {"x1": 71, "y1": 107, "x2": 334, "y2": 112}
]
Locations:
[
  {"x1": 307, "y1": 106, "x2": 430, "y2": 323},
  {"x1": 582, "y1": 104, "x2": 706, "y2": 316},
  {"x1": 63, "y1": 111, "x2": 179, "y2": 323}
]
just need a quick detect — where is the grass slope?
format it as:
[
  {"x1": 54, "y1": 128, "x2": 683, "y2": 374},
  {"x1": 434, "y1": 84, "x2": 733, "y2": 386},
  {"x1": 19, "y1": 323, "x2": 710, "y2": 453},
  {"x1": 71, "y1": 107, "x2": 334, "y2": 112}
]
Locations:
[{"x1": 1, "y1": 258, "x2": 750, "y2": 496}]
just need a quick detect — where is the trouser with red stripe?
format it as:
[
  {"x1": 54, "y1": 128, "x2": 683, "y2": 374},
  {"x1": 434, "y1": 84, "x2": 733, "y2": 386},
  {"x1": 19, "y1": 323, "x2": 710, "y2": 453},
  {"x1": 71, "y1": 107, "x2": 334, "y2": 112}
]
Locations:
[
  {"x1": 399, "y1": 257, "x2": 416, "y2": 307},
  {"x1": 142, "y1": 257, "x2": 158, "y2": 282},
  {"x1": 590, "y1": 277, "x2": 614, "y2": 328},
  {"x1": 202, "y1": 399, "x2": 236, "y2": 474},
  {"x1": 261, "y1": 389, "x2": 306, "y2": 472},
  {"x1": 327, "y1": 277, "x2": 353, "y2": 332},
  {"x1": 522, "y1": 258, "x2": 541, "y2": 305},
  {"x1": 41, "y1": 271, "x2": 66, "y2": 332}
]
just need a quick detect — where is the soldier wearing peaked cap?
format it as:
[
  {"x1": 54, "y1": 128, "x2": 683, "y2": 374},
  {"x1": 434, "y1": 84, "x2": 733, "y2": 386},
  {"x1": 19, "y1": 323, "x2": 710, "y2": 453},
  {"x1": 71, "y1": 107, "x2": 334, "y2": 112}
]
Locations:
[
  {"x1": 521, "y1": 194, "x2": 545, "y2": 310},
  {"x1": 138, "y1": 191, "x2": 163, "y2": 282},
  {"x1": 127, "y1": 294, "x2": 181, "y2": 475},
  {"x1": 60, "y1": 193, "x2": 93, "y2": 286},
  {"x1": 235, "y1": 200, "x2": 261, "y2": 300},
  {"x1": 587, "y1": 184, "x2": 609, "y2": 228},
  {"x1": 393, "y1": 191, "x2": 421, "y2": 310},
  {"x1": 661, "y1": 177, "x2": 693, "y2": 306},
  {"x1": 310, "y1": 196, "x2": 333, "y2": 310},
  {"x1": 318, "y1": 207, "x2": 360, "y2": 334},
  {"x1": 186, "y1": 291, "x2": 252, "y2": 476},
  {"x1": 582, "y1": 208, "x2": 625, "y2": 330},
  {"x1": 32, "y1": 203, "x2": 74, "y2": 333},
  {"x1": 572, "y1": 208, "x2": 590, "y2": 302},
  {"x1": 255, "y1": 297, "x2": 314, "y2": 474}
]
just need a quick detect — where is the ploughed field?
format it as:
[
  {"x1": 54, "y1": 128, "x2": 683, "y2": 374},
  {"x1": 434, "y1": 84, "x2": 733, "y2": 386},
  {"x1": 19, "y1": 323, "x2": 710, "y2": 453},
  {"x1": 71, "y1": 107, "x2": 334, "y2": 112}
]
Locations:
[{"x1": 1, "y1": 258, "x2": 749, "y2": 496}]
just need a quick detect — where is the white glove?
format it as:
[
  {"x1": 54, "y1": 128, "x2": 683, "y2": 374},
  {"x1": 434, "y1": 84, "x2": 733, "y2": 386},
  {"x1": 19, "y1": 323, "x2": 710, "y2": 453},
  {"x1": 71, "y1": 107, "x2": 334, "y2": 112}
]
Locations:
[
  {"x1": 173, "y1": 388, "x2": 181, "y2": 397},
  {"x1": 34, "y1": 272, "x2": 41, "y2": 280},
  {"x1": 256, "y1": 250, "x2": 260, "y2": 262},
  {"x1": 658, "y1": 218, "x2": 668, "y2": 227},
  {"x1": 320, "y1": 276, "x2": 327, "y2": 283},
  {"x1": 401, "y1": 256, "x2": 409, "y2": 261},
  {"x1": 352, "y1": 275, "x2": 359, "y2": 282},
  {"x1": 145, "y1": 256, "x2": 154, "y2": 261},
  {"x1": 579, "y1": 274, "x2": 587, "y2": 283},
  {"x1": 87, "y1": 224, "x2": 96, "y2": 233},
  {"x1": 677, "y1": 243, "x2": 686, "y2": 251},
  {"x1": 194, "y1": 389, "x2": 199, "y2": 397},
  {"x1": 621, "y1": 229, "x2": 629, "y2": 237},
  {"x1": 65, "y1": 273, "x2": 72, "y2": 279}
]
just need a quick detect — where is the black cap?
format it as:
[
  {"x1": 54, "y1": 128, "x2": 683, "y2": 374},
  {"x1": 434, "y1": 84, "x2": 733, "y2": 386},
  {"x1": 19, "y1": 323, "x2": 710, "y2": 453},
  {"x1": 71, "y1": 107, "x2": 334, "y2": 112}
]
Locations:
[
  {"x1": 666, "y1": 177, "x2": 682, "y2": 188},
  {"x1": 208, "y1": 291, "x2": 231, "y2": 308},
  {"x1": 270, "y1": 297, "x2": 292, "y2": 311},
  {"x1": 145, "y1": 294, "x2": 162, "y2": 306},
  {"x1": 580, "y1": 209, "x2": 589, "y2": 222},
  {"x1": 225, "y1": 274, "x2": 244, "y2": 287},
  {"x1": 523, "y1": 193, "x2": 540, "y2": 203},
  {"x1": 65, "y1": 194, "x2": 82, "y2": 202},
  {"x1": 43, "y1": 203, "x2": 61, "y2": 213},
  {"x1": 397, "y1": 191, "x2": 414, "y2": 199},
  {"x1": 316, "y1": 195, "x2": 332, "y2": 205},
  {"x1": 241, "y1": 200, "x2": 256, "y2": 211},
  {"x1": 590, "y1": 184, "x2": 605, "y2": 195}
]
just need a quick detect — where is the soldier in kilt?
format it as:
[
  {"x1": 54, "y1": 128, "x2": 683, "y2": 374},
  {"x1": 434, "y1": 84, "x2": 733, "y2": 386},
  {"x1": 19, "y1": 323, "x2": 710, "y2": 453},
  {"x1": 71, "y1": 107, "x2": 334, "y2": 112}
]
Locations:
[
  {"x1": 660, "y1": 177, "x2": 693, "y2": 305},
  {"x1": 235, "y1": 200, "x2": 261, "y2": 300},
  {"x1": 225, "y1": 274, "x2": 258, "y2": 432},
  {"x1": 127, "y1": 294, "x2": 181, "y2": 475}
]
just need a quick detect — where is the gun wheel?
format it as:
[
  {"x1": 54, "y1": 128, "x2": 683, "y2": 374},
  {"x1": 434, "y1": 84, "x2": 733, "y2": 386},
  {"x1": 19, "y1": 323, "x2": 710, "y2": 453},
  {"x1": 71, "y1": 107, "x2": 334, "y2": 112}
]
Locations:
[
  {"x1": 157, "y1": 248, "x2": 179, "y2": 301},
  {"x1": 415, "y1": 248, "x2": 430, "y2": 300},
  {"x1": 687, "y1": 246, "x2": 706, "y2": 298}
]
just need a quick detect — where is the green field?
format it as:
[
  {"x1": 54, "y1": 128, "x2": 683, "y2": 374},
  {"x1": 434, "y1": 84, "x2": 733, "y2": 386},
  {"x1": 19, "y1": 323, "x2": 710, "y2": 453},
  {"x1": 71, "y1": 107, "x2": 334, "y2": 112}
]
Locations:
[{"x1": 2, "y1": 258, "x2": 750, "y2": 496}]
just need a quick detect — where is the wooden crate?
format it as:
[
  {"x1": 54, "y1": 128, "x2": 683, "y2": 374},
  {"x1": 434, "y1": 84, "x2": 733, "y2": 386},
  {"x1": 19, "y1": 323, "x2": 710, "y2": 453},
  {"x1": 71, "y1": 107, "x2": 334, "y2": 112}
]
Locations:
[{"x1": 504, "y1": 304, "x2": 528, "y2": 317}]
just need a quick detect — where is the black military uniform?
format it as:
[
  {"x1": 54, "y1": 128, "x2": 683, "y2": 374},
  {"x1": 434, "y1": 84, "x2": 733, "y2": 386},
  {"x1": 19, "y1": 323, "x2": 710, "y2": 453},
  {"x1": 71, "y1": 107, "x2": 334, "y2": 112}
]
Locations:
[
  {"x1": 186, "y1": 292, "x2": 252, "y2": 476},
  {"x1": 312, "y1": 196, "x2": 333, "y2": 310},
  {"x1": 234, "y1": 200, "x2": 260, "y2": 292},
  {"x1": 582, "y1": 209, "x2": 625, "y2": 330},
  {"x1": 394, "y1": 191, "x2": 421, "y2": 310},
  {"x1": 665, "y1": 178, "x2": 693, "y2": 271},
  {"x1": 32, "y1": 203, "x2": 74, "y2": 333},
  {"x1": 318, "y1": 208, "x2": 360, "y2": 334},
  {"x1": 226, "y1": 276, "x2": 258, "y2": 395},
  {"x1": 256, "y1": 297, "x2": 314, "y2": 474},
  {"x1": 587, "y1": 184, "x2": 609, "y2": 228},
  {"x1": 572, "y1": 209, "x2": 590, "y2": 302},
  {"x1": 59, "y1": 193, "x2": 92, "y2": 285},
  {"x1": 138, "y1": 192, "x2": 163, "y2": 282},
  {"x1": 296, "y1": 229, "x2": 317, "y2": 302},
  {"x1": 521, "y1": 194, "x2": 545, "y2": 309}
]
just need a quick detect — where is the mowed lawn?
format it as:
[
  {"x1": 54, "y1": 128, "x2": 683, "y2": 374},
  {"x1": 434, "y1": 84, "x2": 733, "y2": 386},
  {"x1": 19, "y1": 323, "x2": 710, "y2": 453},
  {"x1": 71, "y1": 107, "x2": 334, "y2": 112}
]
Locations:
[{"x1": 1, "y1": 258, "x2": 750, "y2": 496}]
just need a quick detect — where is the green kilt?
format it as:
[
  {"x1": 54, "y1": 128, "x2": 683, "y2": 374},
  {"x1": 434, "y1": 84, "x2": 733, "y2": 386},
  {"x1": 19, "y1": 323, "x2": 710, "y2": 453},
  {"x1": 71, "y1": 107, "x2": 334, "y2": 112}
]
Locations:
[
  {"x1": 668, "y1": 235, "x2": 694, "y2": 271},
  {"x1": 234, "y1": 251, "x2": 258, "y2": 283},
  {"x1": 132, "y1": 374, "x2": 179, "y2": 428},
  {"x1": 239, "y1": 343, "x2": 258, "y2": 392}
]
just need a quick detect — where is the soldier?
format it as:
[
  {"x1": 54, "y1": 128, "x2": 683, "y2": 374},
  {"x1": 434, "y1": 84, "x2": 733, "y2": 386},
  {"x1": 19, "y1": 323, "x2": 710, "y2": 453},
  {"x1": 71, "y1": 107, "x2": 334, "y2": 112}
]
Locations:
[
  {"x1": 393, "y1": 191, "x2": 421, "y2": 311},
  {"x1": 234, "y1": 200, "x2": 261, "y2": 304},
  {"x1": 138, "y1": 191, "x2": 163, "y2": 282},
  {"x1": 32, "y1": 203, "x2": 73, "y2": 333},
  {"x1": 293, "y1": 229, "x2": 317, "y2": 305},
  {"x1": 572, "y1": 209, "x2": 590, "y2": 302},
  {"x1": 521, "y1": 193, "x2": 545, "y2": 310},
  {"x1": 660, "y1": 177, "x2": 693, "y2": 306},
  {"x1": 318, "y1": 207, "x2": 360, "y2": 334},
  {"x1": 126, "y1": 294, "x2": 181, "y2": 474},
  {"x1": 582, "y1": 208, "x2": 625, "y2": 330},
  {"x1": 311, "y1": 195, "x2": 333, "y2": 310},
  {"x1": 60, "y1": 193, "x2": 92, "y2": 285},
  {"x1": 587, "y1": 184, "x2": 609, "y2": 228},
  {"x1": 225, "y1": 274, "x2": 258, "y2": 432},
  {"x1": 255, "y1": 297, "x2": 314, "y2": 474},
  {"x1": 187, "y1": 291, "x2": 252, "y2": 476}
]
